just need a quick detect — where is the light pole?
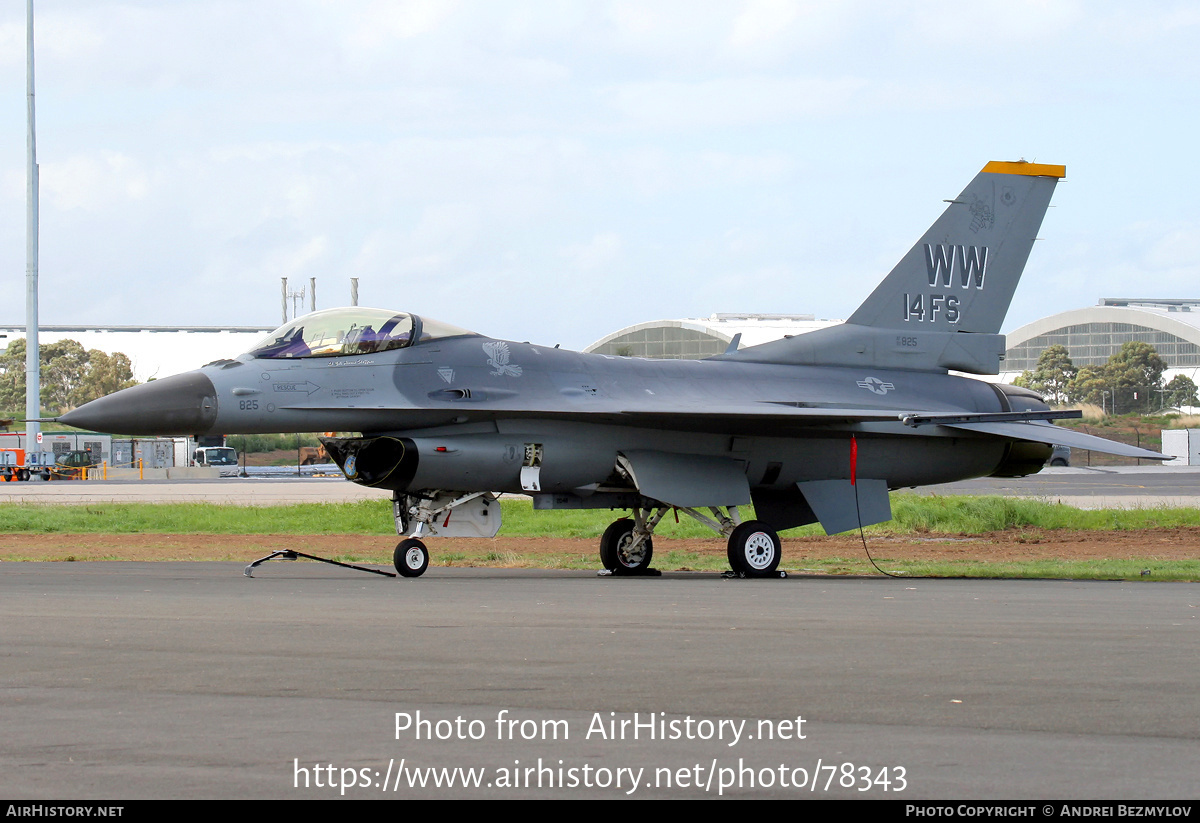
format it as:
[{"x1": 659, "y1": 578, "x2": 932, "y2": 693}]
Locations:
[{"x1": 25, "y1": 0, "x2": 41, "y2": 467}]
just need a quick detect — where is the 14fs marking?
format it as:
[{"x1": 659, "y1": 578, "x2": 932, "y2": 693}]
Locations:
[{"x1": 903, "y1": 243, "x2": 988, "y2": 323}]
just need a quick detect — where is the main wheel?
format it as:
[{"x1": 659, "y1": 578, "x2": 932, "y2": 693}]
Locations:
[
  {"x1": 727, "y1": 521, "x2": 781, "y2": 577},
  {"x1": 394, "y1": 538, "x2": 429, "y2": 577},
  {"x1": 599, "y1": 518, "x2": 654, "y2": 574}
]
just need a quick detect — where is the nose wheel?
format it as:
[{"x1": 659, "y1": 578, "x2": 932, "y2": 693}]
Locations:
[{"x1": 394, "y1": 538, "x2": 430, "y2": 577}]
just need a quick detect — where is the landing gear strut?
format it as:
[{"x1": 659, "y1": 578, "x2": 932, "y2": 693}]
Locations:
[{"x1": 389, "y1": 490, "x2": 502, "y2": 578}]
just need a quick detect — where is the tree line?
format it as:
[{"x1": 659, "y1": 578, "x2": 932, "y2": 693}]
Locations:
[
  {"x1": 1013, "y1": 341, "x2": 1198, "y2": 413},
  {"x1": 0, "y1": 338, "x2": 138, "y2": 416}
]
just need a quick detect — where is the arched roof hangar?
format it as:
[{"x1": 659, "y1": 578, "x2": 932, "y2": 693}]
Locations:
[{"x1": 1004, "y1": 300, "x2": 1200, "y2": 379}]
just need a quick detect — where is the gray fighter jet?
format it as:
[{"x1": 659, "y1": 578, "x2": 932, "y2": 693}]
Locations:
[{"x1": 61, "y1": 160, "x2": 1164, "y2": 577}]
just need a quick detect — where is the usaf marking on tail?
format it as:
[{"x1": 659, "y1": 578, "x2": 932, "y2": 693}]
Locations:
[
  {"x1": 904, "y1": 243, "x2": 989, "y2": 323},
  {"x1": 61, "y1": 160, "x2": 1165, "y2": 579}
]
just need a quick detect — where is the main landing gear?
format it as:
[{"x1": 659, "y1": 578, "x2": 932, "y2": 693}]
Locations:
[
  {"x1": 599, "y1": 517, "x2": 655, "y2": 574},
  {"x1": 598, "y1": 505, "x2": 785, "y2": 578},
  {"x1": 726, "y1": 521, "x2": 782, "y2": 576}
]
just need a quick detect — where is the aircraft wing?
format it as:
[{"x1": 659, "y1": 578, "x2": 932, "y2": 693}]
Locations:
[
  {"x1": 286, "y1": 399, "x2": 1163, "y2": 459},
  {"x1": 613, "y1": 402, "x2": 913, "y2": 422},
  {"x1": 286, "y1": 401, "x2": 922, "y2": 435},
  {"x1": 565, "y1": 405, "x2": 1166, "y2": 460},
  {"x1": 609, "y1": 409, "x2": 1164, "y2": 459}
]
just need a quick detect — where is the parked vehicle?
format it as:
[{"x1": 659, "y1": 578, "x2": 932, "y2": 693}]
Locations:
[
  {"x1": 192, "y1": 445, "x2": 240, "y2": 477},
  {"x1": 47, "y1": 449, "x2": 98, "y2": 480},
  {"x1": 0, "y1": 448, "x2": 32, "y2": 481}
]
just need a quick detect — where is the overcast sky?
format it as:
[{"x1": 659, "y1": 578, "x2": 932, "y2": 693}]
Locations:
[{"x1": 1, "y1": 1, "x2": 1198, "y2": 356}]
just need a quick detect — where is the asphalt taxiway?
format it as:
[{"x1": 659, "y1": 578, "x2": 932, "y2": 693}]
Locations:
[
  {"x1": 3, "y1": 469, "x2": 1198, "y2": 798},
  {"x1": 919, "y1": 465, "x2": 1200, "y2": 509},
  {"x1": 2, "y1": 563, "x2": 1197, "y2": 799}
]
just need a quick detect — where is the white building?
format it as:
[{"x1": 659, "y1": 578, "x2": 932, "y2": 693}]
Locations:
[{"x1": 1002, "y1": 299, "x2": 1200, "y2": 389}]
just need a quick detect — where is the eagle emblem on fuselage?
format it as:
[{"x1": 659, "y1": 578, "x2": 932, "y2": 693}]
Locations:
[{"x1": 483, "y1": 341, "x2": 523, "y2": 377}]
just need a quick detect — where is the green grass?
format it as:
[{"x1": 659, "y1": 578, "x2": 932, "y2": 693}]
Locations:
[
  {"x1": 2, "y1": 495, "x2": 1199, "y2": 580},
  {"x1": 0, "y1": 499, "x2": 397, "y2": 535},
  {"x1": 2, "y1": 494, "x2": 1200, "y2": 536},
  {"x1": 886, "y1": 494, "x2": 1200, "y2": 533}
]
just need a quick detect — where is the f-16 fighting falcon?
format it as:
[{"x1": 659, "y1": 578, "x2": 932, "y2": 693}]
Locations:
[{"x1": 61, "y1": 160, "x2": 1165, "y2": 578}]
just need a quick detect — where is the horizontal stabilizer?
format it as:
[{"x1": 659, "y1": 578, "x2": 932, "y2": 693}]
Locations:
[{"x1": 942, "y1": 421, "x2": 1168, "y2": 460}]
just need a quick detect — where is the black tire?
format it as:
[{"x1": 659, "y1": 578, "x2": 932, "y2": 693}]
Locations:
[
  {"x1": 394, "y1": 538, "x2": 429, "y2": 577},
  {"x1": 599, "y1": 518, "x2": 654, "y2": 573},
  {"x1": 1050, "y1": 458, "x2": 1067, "y2": 467},
  {"x1": 17, "y1": 469, "x2": 28, "y2": 481},
  {"x1": 727, "y1": 521, "x2": 782, "y2": 577}
]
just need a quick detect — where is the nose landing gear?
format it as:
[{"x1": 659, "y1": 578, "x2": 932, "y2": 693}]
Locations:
[{"x1": 394, "y1": 538, "x2": 430, "y2": 577}]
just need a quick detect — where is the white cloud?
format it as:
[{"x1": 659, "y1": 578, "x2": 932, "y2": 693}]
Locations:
[
  {"x1": 343, "y1": 0, "x2": 461, "y2": 46},
  {"x1": 904, "y1": 0, "x2": 1082, "y2": 45},
  {"x1": 602, "y1": 75, "x2": 869, "y2": 130},
  {"x1": 266, "y1": 235, "x2": 330, "y2": 279},
  {"x1": 42, "y1": 151, "x2": 150, "y2": 211},
  {"x1": 0, "y1": 0, "x2": 1198, "y2": 351},
  {"x1": 729, "y1": 0, "x2": 803, "y2": 50},
  {"x1": 561, "y1": 231, "x2": 622, "y2": 271}
]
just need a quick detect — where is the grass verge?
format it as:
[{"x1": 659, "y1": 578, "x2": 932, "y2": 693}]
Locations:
[
  {"x1": 1, "y1": 495, "x2": 1198, "y2": 580},
  {"x1": 3, "y1": 494, "x2": 1200, "y2": 535}
]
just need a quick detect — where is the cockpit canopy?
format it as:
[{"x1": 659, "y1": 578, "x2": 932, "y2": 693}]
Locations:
[{"x1": 248, "y1": 308, "x2": 476, "y2": 359}]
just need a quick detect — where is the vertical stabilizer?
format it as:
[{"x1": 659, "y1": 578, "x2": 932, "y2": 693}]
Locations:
[
  {"x1": 726, "y1": 161, "x2": 1064, "y2": 374},
  {"x1": 847, "y1": 160, "x2": 1064, "y2": 334}
]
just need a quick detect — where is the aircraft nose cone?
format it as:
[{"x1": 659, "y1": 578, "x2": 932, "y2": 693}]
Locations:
[{"x1": 60, "y1": 371, "x2": 219, "y2": 435}]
